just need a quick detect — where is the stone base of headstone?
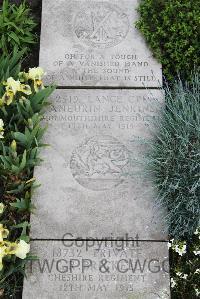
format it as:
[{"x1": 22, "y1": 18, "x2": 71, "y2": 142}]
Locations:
[{"x1": 23, "y1": 240, "x2": 170, "y2": 299}]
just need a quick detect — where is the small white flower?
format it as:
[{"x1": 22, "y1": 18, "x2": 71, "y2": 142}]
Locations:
[
  {"x1": 193, "y1": 250, "x2": 200, "y2": 256},
  {"x1": 174, "y1": 244, "x2": 187, "y2": 256},
  {"x1": 195, "y1": 288, "x2": 200, "y2": 296},
  {"x1": 176, "y1": 272, "x2": 188, "y2": 280},
  {"x1": 194, "y1": 228, "x2": 200, "y2": 235},
  {"x1": 170, "y1": 278, "x2": 176, "y2": 288},
  {"x1": 195, "y1": 269, "x2": 200, "y2": 274}
]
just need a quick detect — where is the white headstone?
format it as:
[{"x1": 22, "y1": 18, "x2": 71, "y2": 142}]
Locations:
[
  {"x1": 30, "y1": 89, "x2": 166, "y2": 240},
  {"x1": 40, "y1": 0, "x2": 162, "y2": 87}
]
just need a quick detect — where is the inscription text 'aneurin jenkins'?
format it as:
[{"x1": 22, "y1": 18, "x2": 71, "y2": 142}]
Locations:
[{"x1": 30, "y1": 89, "x2": 166, "y2": 240}]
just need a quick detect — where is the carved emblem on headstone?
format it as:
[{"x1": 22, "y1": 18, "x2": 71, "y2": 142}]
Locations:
[
  {"x1": 74, "y1": 2, "x2": 130, "y2": 48},
  {"x1": 70, "y1": 135, "x2": 130, "y2": 190}
]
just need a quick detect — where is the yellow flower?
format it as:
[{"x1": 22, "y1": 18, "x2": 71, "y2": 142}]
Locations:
[
  {"x1": 0, "y1": 119, "x2": 4, "y2": 139},
  {"x1": 0, "y1": 239, "x2": 30, "y2": 271},
  {"x1": 14, "y1": 240, "x2": 30, "y2": 259},
  {"x1": 19, "y1": 84, "x2": 32, "y2": 95},
  {"x1": 3, "y1": 77, "x2": 32, "y2": 98},
  {"x1": 0, "y1": 224, "x2": 9, "y2": 242},
  {"x1": 4, "y1": 241, "x2": 18, "y2": 255},
  {"x1": 1, "y1": 90, "x2": 14, "y2": 106},
  {"x1": 0, "y1": 245, "x2": 7, "y2": 271},
  {"x1": 34, "y1": 79, "x2": 44, "y2": 92},
  {"x1": 28, "y1": 67, "x2": 45, "y2": 81},
  {"x1": 0, "y1": 203, "x2": 4, "y2": 214},
  {"x1": 5, "y1": 77, "x2": 21, "y2": 95}
]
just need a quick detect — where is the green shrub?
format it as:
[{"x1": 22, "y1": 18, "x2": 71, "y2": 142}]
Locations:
[
  {"x1": 0, "y1": 49, "x2": 25, "y2": 83},
  {"x1": 0, "y1": 0, "x2": 37, "y2": 55},
  {"x1": 146, "y1": 72, "x2": 200, "y2": 239},
  {"x1": 136, "y1": 0, "x2": 200, "y2": 81}
]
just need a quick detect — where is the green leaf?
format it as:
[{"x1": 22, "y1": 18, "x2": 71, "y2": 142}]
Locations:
[
  {"x1": 13, "y1": 132, "x2": 27, "y2": 147},
  {"x1": 19, "y1": 150, "x2": 27, "y2": 171},
  {"x1": 8, "y1": 32, "x2": 20, "y2": 44}
]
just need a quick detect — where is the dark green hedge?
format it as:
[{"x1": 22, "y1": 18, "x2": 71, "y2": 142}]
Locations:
[{"x1": 136, "y1": 0, "x2": 200, "y2": 81}]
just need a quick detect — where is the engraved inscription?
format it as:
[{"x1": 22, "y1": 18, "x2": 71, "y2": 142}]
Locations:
[
  {"x1": 70, "y1": 135, "x2": 130, "y2": 191},
  {"x1": 40, "y1": 0, "x2": 162, "y2": 86},
  {"x1": 30, "y1": 90, "x2": 166, "y2": 241},
  {"x1": 23, "y1": 241, "x2": 170, "y2": 298},
  {"x1": 74, "y1": 2, "x2": 130, "y2": 48}
]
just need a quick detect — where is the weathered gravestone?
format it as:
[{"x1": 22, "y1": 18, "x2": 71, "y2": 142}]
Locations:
[
  {"x1": 22, "y1": 0, "x2": 170, "y2": 298},
  {"x1": 40, "y1": 0, "x2": 162, "y2": 87},
  {"x1": 30, "y1": 89, "x2": 166, "y2": 240},
  {"x1": 22, "y1": 90, "x2": 170, "y2": 298}
]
